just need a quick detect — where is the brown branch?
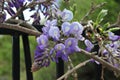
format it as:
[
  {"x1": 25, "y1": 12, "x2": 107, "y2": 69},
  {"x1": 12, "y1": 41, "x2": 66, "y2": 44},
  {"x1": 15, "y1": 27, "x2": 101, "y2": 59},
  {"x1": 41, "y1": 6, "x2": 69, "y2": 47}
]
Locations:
[
  {"x1": 67, "y1": 56, "x2": 78, "y2": 80},
  {"x1": 101, "y1": 66, "x2": 105, "y2": 80},
  {"x1": 80, "y1": 49, "x2": 120, "y2": 73},
  {"x1": 57, "y1": 59, "x2": 90, "y2": 80},
  {"x1": 5, "y1": 19, "x2": 37, "y2": 30},
  {"x1": 0, "y1": 23, "x2": 41, "y2": 36}
]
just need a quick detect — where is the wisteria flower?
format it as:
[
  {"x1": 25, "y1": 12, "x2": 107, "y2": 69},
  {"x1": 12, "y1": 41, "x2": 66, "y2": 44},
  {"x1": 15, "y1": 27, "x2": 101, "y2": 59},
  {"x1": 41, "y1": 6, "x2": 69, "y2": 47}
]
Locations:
[
  {"x1": 75, "y1": 33, "x2": 85, "y2": 41},
  {"x1": 42, "y1": 26, "x2": 50, "y2": 35},
  {"x1": 48, "y1": 26, "x2": 60, "y2": 41},
  {"x1": 61, "y1": 22, "x2": 71, "y2": 36},
  {"x1": 65, "y1": 38, "x2": 81, "y2": 54},
  {"x1": 4, "y1": 7, "x2": 15, "y2": 16},
  {"x1": 31, "y1": 12, "x2": 41, "y2": 25},
  {"x1": 61, "y1": 9, "x2": 73, "y2": 21},
  {"x1": 44, "y1": 19, "x2": 57, "y2": 27},
  {"x1": 8, "y1": 1, "x2": 14, "y2": 7},
  {"x1": 9, "y1": 0, "x2": 25, "y2": 9},
  {"x1": 70, "y1": 22, "x2": 84, "y2": 35},
  {"x1": 0, "y1": 12, "x2": 6, "y2": 23},
  {"x1": 54, "y1": 43, "x2": 68, "y2": 62},
  {"x1": 108, "y1": 32, "x2": 120, "y2": 41},
  {"x1": 42, "y1": 19, "x2": 57, "y2": 35},
  {"x1": 31, "y1": 46, "x2": 50, "y2": 72},
  {"x1": 84, "y1": 39, "x2": 94, "y2": 52},
  {"x1": 37, "y1": 34, "x2": 48, "y2": 50}
]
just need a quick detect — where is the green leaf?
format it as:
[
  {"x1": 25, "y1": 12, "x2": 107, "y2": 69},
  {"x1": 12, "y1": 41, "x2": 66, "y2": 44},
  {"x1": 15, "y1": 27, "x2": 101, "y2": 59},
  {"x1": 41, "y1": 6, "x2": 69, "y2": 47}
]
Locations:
[
  {"x1": 107, "y1": 27, "x2": 120, "y2": 32},
  {"x1": 69, "y1": 3, "x2": 77, "y2": 15},
  {"x1": 96, "y1": 9, "x2": 108, "y2": 24},
  {"x1": 102, "y1": 22, "x2": 110, "y2": 31}
]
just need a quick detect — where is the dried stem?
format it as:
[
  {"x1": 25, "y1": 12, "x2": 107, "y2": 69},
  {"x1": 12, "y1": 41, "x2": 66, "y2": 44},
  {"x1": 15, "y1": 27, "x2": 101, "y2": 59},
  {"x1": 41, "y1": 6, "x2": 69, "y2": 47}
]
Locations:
[
  {"x1": 5, "y1": 19, "x2": 37, "y2": 30},
  {"x1": 80, "y1": 49, "x2": 120, "y2": 73},
  {"x1": 67, "y1": 56, "x2": 78, "y2": 80},
  {"x1": 101, "y1": 65, "x2": 105, "y2": 80},
  {"x1": 57, "y1": 59, "x2": 90, "y2": 80},
  {"x1": 0, "y1": 23, "x2": 41, "y2": 36}
]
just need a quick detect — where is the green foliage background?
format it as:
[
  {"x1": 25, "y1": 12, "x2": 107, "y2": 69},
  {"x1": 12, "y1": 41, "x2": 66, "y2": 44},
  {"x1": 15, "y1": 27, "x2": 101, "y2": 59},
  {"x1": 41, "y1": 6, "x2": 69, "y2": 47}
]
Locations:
[{"x1": 0, "y1": 0, "x2": 120, "y2": 80}]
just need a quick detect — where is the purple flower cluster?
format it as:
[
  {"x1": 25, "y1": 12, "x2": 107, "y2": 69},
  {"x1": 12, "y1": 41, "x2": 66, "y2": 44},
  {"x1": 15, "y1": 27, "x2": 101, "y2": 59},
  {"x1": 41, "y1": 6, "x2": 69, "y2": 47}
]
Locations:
[
  {"x1": 101, "y1": 32, "x2": 120, "y2": 68},
  {"x1": 32, "y1": 9, "x2": 95, "y2": 71}
]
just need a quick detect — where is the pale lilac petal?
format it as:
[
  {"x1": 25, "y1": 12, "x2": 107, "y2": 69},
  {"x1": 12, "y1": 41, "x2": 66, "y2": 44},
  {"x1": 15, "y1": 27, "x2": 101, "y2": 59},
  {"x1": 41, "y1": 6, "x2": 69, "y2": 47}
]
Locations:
[
  {"x1": 61, "y1": 22, "x2": 71, "y2": 36},
  {"x1": 48, "y1": 26, "x2": 60, "y2": 41},
  {"x1": 61, "y1": 9, "x2": 73, "y2": 21}
]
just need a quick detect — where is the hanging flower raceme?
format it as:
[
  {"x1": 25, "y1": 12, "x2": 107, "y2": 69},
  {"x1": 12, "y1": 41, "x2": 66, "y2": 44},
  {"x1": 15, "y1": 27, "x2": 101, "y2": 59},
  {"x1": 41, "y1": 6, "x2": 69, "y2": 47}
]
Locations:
[
  {"x1": 31, "y1": 34, "x2": 50, "y2": 72},
  {"x1": 31, "y1": 46, "x2": 50, "y2": 72},
  {"x1": 101, "y1": 40, "x2": 120, "y2": 68}
]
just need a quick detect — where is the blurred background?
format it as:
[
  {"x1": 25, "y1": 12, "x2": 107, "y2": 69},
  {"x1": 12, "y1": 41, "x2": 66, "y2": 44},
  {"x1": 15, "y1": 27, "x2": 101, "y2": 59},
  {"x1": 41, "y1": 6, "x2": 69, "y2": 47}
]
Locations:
[{"x1": 0, "y1": 0, "x2": 120, "y2": 80}]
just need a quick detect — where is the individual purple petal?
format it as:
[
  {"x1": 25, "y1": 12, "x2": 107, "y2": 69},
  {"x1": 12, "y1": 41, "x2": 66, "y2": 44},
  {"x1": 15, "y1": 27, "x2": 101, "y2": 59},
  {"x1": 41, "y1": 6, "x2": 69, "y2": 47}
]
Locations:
[
  {"x1": 61, "y1": 22, "x2": 71, "y2": 36},
  {"x1": 75, "y1": 34, "x2": 85, "y2": 41},
  {"x1": 55, "y1": 43, "x2": 65, "y2": 51},
  {"x1": 48, "y1": 26, "x2": 60, "y2": 41},
  {"x1": 31, "y1": 12, "x2": 41, "y2": 25},
  {"x1": 11, "y1": 0, "x2": 24, "y2": 9},
  {"x1": 44, "y1": 19, "x2": 57, "y2": 27},
  {"x1": 108, "y1": 32, "x2": 120, "y2": 41},
  {"x1": 84, "y1": 39, "x2": 94, "y2": 52},
  {"x1": 42, "y1": 26, "x2": 50, "y2": 35},
  {"x1": 34, "y1": 45, "x2": 44, "y2": 59},
  {"x1": 54, "y1": 43, "x2": 68, "y2": 62},
  {"x1": 90, "y1": 59, "x2": 100, "y2": 65},
  {"x1": 65, "y1": 38, "x2": 81, "y2": 54},
  {"x1": 43, "y1": 58, "x2": 50, "y2": 67},
  {"x1": 70, "y1": 22, "x2": 84, "y2": 35},
  {"x1": 8, "y1": 1, "x2": 14, "y2": 7},
  {"x1": 4, "y1": 7, "x2": 15, "y2": 16},
  {"x1": 102, "y1": 49, "x2": 108, "y2": 55},
  {"x1": 36, "y1": 34, "x2": 48, "y2": 49},
  {"x1": 61, "y1": 53, "x2": 68, "y2": 61},
  {"x1": 61, "y1": 9, "x2": 73, "y2": 21}
]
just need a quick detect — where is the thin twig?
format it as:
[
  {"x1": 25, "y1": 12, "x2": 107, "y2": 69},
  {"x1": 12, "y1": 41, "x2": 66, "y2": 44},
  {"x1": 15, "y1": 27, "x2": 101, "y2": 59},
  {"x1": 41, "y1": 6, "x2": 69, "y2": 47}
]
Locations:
[
  {"x1": 10, "y1": 0, "x2": 53, "y2": 19},
  {"x1": 57, "y1": 59, "x2": 90, "y2": 80},
  {"x1": 101, "y1": 65, "x2": 104, "y2": 80},
  {"x1": 5, "y1": 19, "x2": 37, "y2": 30},
  {"x1": 0, "y1": 23, "x2": 41, "y2": 36},
  {"x1": 80, "y1": 49, "x2": 120, "y2": 73},
  {"x1": 68, "y1": 56, "x2": 78, "y2": 80},
  {"x1": 81, "y1": 2, "x2": 106, "y2": 22}
]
